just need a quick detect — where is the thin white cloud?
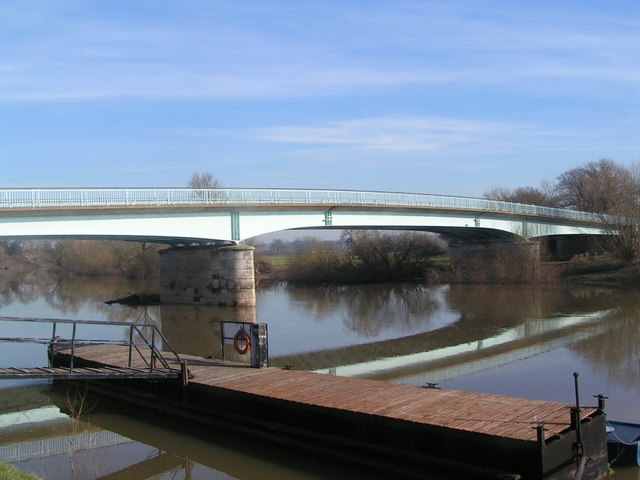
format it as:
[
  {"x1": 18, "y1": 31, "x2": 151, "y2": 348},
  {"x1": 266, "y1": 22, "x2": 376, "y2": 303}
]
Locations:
[
  {"x1": 248, "y1": 117, "x2": 535, "y2": 153},
  {"x1": 180, "y1": 115, "x2": 608, "y2": 161}
]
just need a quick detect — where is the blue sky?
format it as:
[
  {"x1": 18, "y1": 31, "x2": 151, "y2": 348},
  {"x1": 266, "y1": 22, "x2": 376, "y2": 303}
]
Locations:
[{"x1": 1, "y1": 0, "x2": 639, "y2": 197}]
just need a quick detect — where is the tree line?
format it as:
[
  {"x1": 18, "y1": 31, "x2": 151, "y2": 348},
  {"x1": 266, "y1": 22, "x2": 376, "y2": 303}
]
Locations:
[
  {"x1": 0, "y1": 240, "x2": 162, "y2": 279},
  {"x1": 485, "y1": 159, "x2": 640, "y2": 263},
  {"x1": 283, "y1": 230, "x2": 448, "y2": 284}
]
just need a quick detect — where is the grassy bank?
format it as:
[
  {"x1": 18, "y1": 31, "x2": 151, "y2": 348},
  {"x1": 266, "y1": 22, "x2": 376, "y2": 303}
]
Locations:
[
  {"x1": 0, "y1": 463, "x2": 40, "y2": 480},
  {"x1": 557, "y1": 257, "x2": 640, "y2": 287}
]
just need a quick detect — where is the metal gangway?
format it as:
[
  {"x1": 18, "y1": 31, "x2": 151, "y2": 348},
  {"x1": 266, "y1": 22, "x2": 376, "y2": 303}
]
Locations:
[{"x1": 0, "y1": 317, "x2": 192, "y2": 384}]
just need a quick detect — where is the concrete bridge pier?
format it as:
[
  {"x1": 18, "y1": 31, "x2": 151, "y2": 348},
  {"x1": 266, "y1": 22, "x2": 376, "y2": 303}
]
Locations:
[
  {"x1": 159, "y1": 245, "x2": 256, "y2": 307},
  {"x1": 449, "y1": 240, "x2": 540, "y2": 282}
]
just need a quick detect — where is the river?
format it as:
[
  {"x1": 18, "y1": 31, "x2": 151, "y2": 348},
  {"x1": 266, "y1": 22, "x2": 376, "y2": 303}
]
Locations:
[{"x1": 0, "y1": 274, "x2": 638, "y2": 479}]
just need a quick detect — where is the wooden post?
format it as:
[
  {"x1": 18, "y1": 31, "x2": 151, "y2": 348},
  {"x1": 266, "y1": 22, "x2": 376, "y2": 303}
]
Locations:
[
  {"x1": 250, "y1": 323, "x2": 268, "y2": 368},
  {"x1": 181, "y1": 359, "x2": 189, "y2": 387}
]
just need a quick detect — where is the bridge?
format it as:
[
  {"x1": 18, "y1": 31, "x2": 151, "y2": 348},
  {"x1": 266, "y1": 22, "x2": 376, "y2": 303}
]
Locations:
[
  {"x1": 0, "y1": 188, "x2": 609, "y2": 306},
  {"x1": 0, "y1": 187, "x2": 607, "y2": 243}
]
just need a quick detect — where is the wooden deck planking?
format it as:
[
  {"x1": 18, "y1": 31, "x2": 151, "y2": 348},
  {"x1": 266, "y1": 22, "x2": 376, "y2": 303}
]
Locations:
[
  {"x1": 217, "y1": 369, "x2": 571, "y2": 441},
  {"x1": 290, "y1": 377, "x2": 388, "y2": 407},
  {"x1": 193, "y1": 366, "x2": 273, "y2": 386},
  {"x1": 217, "y1": 370, "x2": 572, "y2": 442},
  {"x1": 347, "y1": 387, "x2": 418, "y2": 414},
  {"x1": 440, "y1": 402, "x2": 535, "y2": 434},
  {"x1": 366, "y1": 390, "x2": 426, "y2": 415},
  {"x1": 61, "y1": 346, "x2": 598, "y2": 444}
]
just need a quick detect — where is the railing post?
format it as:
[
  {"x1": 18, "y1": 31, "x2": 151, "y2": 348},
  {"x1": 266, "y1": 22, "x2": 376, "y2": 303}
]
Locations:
[
  {"x1": 181, "y1": 359, "x2": 189, "y2": 386},
  {"x1": 128, "y1": 326, "x2": 134, "y2": 367},
  {"x1": 70, "y1": 322, "x2": 77, "y2": 372},
  {"x1": 221, "y1": 322, "x2": 226, "y2": 362},
  {"x1": 150, "y1": 327, "x2": 156, "y2": 372}
]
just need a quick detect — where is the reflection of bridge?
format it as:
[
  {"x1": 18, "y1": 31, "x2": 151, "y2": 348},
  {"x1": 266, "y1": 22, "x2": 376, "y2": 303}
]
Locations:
[
  {"x1": 0, "y1": 403, "x2": 190, "y2": 480},
  {"x1": 0, "y1": 421, "x2": 132, "y2": 463},
  {"x1": 0, "y1": 187, "x2": 606, "y2": 243},
  {"x1": 274, "y1": 309, "x2": 616, "y2": 385}
]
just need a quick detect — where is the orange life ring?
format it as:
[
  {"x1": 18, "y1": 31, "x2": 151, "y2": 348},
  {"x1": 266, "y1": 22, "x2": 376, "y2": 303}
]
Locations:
[{"x1": 233, "y1": 331, "x2": 251, "y2": 355}]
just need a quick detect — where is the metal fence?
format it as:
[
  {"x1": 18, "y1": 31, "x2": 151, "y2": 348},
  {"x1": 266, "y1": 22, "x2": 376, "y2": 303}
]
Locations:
[
  {"x1": 0, "y1": 316, "x2": 187, "y2": 378},
  {"x1": 0, "y1": 187, "x2": 603, "y2": 222}
]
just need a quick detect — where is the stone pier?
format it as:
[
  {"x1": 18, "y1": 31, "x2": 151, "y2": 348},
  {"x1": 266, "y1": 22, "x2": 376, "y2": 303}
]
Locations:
[
  {"x1": 449, "y1": 240, "x2": 540, "y2": 282},
  {"x1": 159, "y1": 245, "x2": 255, "y2": 307}
]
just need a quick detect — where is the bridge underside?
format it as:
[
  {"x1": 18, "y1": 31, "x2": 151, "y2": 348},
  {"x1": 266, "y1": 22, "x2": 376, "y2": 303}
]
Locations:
[
  {"x1": 0, "y1": 234, "x2": 234, "y2": 246},
  {"x1": 0, "y1": 205, "x2": 606, "y2": 246},
  {"x1": 300, "y1": 225, "x2": 520, "y2": 242},
  {"x1": 534, "y1": 234, "x2": 611, "y2": 261}
]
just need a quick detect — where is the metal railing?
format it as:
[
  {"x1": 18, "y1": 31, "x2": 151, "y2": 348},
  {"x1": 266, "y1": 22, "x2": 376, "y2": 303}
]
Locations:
[
  {"x1": 0, "y1": 187, "x2": 604, "y2": 223},
  {"x1": 0, "y1": 316, "x2": 190, "y2": 381}
]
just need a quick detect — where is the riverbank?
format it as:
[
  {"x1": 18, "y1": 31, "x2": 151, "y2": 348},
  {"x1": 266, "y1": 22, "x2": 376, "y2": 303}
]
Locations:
[
  {"x1": 257, "y1": 253, "x2": 640, "y2": 287},
  {"x1": 556, "y1": 258, "x2": 640, "y2": 288},
  {"x1": 0, "y1": 462, "x2": 40, "y2": 480},
  {"x1": 3, "y1": 247, "x2": 639, "y2": 292}
]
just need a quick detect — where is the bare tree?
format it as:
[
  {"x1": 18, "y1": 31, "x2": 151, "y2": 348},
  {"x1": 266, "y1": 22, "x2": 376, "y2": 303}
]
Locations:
[
  {"x1": 341, "y1": 230, "x2": 447, "y2": 282},
  {"x1": 486, "y1": 159, "x2": 640, "y2": 263},
  {"x1": 484, "y1": 183, "x2": 558, "y2": 207},
  {"x1": 554, "y1": 159, "x2": 640, "y2": 263},
  {"x1": 269, "y1": 239, "x2": 287, "y2": 255},
  {"x1": 188, "y1": 172, "x2": 223, "y2": 202},
  {"x1": 555, "y1": 159, "x2": 638, "y2": 213},
  {"x1": 188, "y1": 172, "x2": 221, "y2": 189},
  {"x1": 600, "y1": 212, "x2": 640, "y2": 264}
]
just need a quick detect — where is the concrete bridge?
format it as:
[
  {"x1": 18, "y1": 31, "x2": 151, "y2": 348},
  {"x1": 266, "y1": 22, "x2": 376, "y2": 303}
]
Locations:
[{"x1": 0, "y1": 188, "x2": 609, "y2": 306}]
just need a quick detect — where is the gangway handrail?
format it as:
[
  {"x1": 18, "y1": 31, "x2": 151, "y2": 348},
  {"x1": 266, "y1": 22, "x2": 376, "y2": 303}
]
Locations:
[{"x1": 0, "y1": 316, "x2": 191, "y2": 382}]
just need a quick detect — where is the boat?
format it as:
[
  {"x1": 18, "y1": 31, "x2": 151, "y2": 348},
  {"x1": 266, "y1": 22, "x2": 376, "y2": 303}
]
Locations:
[{"x1": 607, "y1": 420, "x2": 640, "y2": 466}]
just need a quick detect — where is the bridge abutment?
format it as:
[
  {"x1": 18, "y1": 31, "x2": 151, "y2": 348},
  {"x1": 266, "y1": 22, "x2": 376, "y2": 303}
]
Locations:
[
  {"x1": 450, "y1": 241, "x2": 540, "y2": 282},
  {"x1": 159, "y1": 245, "x2": 256, "y2": 307}
]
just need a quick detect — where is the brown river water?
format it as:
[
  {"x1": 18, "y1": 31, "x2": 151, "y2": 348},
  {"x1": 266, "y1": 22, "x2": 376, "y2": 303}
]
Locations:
[{"x1": 0, "y1": 275, "x2": 639, "y2": 479}]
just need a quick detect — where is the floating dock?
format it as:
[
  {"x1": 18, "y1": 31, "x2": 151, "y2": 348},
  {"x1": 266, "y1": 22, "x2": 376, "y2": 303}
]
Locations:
[{"x1": 52, "y1": 345, "x2": 607, "y2": 480}]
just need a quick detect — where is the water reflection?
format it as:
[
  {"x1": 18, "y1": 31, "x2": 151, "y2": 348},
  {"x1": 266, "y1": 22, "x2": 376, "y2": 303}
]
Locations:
[
  {"x1": 0, "y1": 383, "x2": 388, "y2": 480},
  {"x1": 0, "y1": 273, "x2": 636, "y2": 391},
  {"x1": 287, "y1": 283, "x2": 446, "y2": 337},
  {"x1": 2, "y1": 274, "x2": 640, "y2": 477},
  {"x1": 270, "y1": 283, "x2": 628, "y2": 376},
  {"x1": 160, "y1": 304, "x2": 256, "y2": 361},
  {"x1": 0, "y1": 275, "x2": 40, "y2": 306},
  {"x1": 0, "y1": 270, "x2": 157, "y2": 320},
  {"x1": 570, "y1": 298, "x2": 640, "y2": 391}
]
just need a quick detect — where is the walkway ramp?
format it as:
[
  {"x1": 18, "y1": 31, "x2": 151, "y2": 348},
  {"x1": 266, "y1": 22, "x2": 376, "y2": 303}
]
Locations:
[
  {"x1": 0, "y1": 316, "x2": 192, "y2": 384},
  {"x1": 0, "y1": 366, "x2": 182, "y2": 380}
]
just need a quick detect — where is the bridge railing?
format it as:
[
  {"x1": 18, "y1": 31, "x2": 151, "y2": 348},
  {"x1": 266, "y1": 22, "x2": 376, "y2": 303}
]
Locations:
[{"x1": 0, "y1": 188, "x2": 603, "y2": 222}]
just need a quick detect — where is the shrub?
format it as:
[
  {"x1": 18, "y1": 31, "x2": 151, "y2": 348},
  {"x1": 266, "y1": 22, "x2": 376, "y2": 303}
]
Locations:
[{"x1": 0, "y1": 463, "x2": 41, "y2": 480}]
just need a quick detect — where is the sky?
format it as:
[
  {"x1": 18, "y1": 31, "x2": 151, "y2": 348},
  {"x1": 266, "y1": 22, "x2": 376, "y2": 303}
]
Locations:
[{"x1": 1, "y1": 0, "x2": 639, "y2": 198}]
